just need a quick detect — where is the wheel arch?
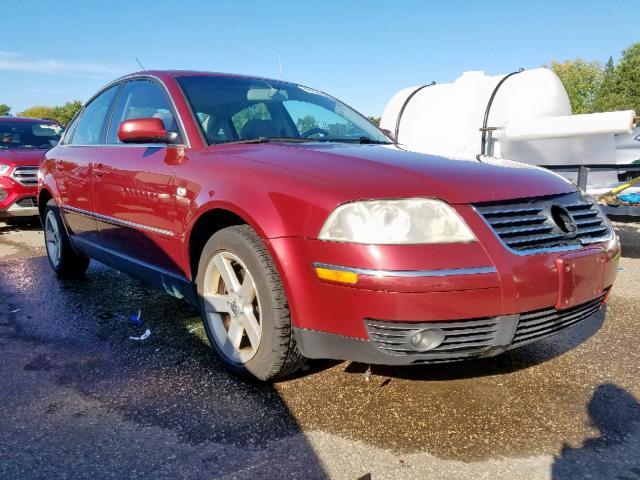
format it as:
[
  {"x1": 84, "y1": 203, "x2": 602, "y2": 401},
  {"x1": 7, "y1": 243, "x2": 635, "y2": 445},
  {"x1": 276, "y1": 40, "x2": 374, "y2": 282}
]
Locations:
[
  {"x1": 38, "y1": 188, "x2": 54, "y2": 221},
  {"x1": 187, "y1": 205, "x2": 262, "y2": 282}
]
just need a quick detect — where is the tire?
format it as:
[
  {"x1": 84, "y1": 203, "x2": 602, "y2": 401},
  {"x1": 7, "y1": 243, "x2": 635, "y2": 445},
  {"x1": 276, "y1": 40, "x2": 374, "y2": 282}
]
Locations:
[
  {"x1": 43, "y1": 200, "x2": 90, "y2": 278},
  {"x1": 196, "y1": 225, "x2": 306, "y2": 381}
]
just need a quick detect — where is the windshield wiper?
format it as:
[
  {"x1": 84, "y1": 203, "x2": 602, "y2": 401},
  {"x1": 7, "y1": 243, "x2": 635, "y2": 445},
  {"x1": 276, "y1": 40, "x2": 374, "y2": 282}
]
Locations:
[
  {"x1": 268, "y1": 137, "x2": 318, "y2": 143},
  {"x1": 317, "y1": 137, "x2": 392, "y2": 145},
  {"x1": 215, "y1": 137, "x2": 271, "y2": 145},
  {"x1": 213, "y1": 137, "x2": 316, "y2": 146},
  {"x1": 356, "y1": 137, "x2": 392, "y2": 144}
]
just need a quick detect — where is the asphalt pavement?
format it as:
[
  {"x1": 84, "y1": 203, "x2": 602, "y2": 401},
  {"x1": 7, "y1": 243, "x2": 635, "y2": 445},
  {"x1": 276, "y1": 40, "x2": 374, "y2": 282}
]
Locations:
[{"x1": 0, "y1": 219, "x2": 639, "y2": 480}]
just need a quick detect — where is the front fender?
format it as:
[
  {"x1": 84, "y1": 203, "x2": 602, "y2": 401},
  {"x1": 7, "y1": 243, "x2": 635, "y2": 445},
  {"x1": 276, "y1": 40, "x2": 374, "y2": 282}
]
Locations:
[
  {"x1": 177, "y1": 149, "x2": 355, "y2": 253},
  {"x1": 38, "y1": 159, "x2": 63, "y2": 212}
]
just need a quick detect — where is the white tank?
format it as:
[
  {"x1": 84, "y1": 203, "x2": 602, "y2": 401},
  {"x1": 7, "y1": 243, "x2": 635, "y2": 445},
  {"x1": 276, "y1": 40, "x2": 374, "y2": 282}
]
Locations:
[{"x1": 380, "y1": 68, "x2": 637, "y2": 191}]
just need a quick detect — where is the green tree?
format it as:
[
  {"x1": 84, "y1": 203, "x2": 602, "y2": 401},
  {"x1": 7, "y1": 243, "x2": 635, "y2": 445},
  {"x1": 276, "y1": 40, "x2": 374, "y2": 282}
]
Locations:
[
  {"x1": 594, "y1": 42, "x2": 640, "y2": 113},
  {"x1": 549, "y1": 59, "x2": 604, "y2": 114},
  {"x1": 51, "y1": 100, "x2": 82, "y2": 126},
  {"x1": 17, "y1": 105, "x2": 54, "y2": 120},
  {"x1": 605, "y1": 56, "x2": 615, "y2": 75},
  {"x1": 0, "y1": 104, "x2": 10, "y2": 116},
  {"x1": 296, "y1": 115, "x2": 318, "y2": 134},
  {"x1": 367, "y1": 116, "x2": 381, "y2": 126},
  {"x1": 17, "y1": 100, "x2": 82, "y2": 126}
]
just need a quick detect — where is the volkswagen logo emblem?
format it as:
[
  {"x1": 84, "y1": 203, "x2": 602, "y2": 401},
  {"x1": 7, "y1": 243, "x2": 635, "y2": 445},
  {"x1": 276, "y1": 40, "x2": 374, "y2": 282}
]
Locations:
[{"x1": 550, "y1": 205, "x2": 577, "y2": 234}]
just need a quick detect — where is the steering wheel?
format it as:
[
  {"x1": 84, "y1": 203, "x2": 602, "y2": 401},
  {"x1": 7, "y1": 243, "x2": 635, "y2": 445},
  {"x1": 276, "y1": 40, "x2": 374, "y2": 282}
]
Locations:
[{"x1": 301, "y1": 127, "x2": 331, "y2": 138}]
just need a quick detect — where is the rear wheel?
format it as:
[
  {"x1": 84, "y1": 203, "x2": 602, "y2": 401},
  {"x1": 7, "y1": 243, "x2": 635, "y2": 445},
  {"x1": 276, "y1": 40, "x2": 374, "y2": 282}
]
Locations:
[
  {"x1": 44, "y1": 200, "x2": 90, "y2": 278},
  {"x1": 196, "y1": 225, "x2": 305, "y2": 380}
]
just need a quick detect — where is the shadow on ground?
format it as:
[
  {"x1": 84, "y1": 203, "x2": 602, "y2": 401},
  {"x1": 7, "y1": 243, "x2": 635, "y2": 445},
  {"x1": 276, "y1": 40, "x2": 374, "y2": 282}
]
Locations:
[
  {"x1": 614, "y1": 221, "x2": 640, "y2": 259},
  {"x1": 552, "y1": 384, "x2": 640, "y2": 480},
  {"x1": 0, "y1": 255, "x2": 328, "y2": 479},
  {"x1": 0, "y1": 217, "x2": 42, "y2": 235}
]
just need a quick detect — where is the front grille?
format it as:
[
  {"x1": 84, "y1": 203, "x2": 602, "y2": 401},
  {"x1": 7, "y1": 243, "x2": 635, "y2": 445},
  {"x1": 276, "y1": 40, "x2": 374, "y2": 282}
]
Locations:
[
  {"x1": 10, "y1": 166, "x2": 38, "y2": 186},
  {"x1": 474, "y1": 191, "x2": 611, "y2": 253},
  {"x1": 512, "y1": 294, "x2": 606, "y2": 347},
  {"x1": 365, "y1": 317, "x2": 501, "y2": 362},
  {"x1": 366, "y1": 295, "x2": 606, "y2": 363},
  {"x1": 15, "y1": 197, "x2": 37, "y2": 208}
]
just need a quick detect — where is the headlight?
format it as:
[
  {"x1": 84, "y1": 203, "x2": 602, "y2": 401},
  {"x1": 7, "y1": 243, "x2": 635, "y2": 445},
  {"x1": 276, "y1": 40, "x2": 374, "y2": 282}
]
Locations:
[
  {"x1": 0, "y1": 163, "x2": 10, "y2": 176},
  {"x1": 318, "y1": 199, "x2": 476, "y2": 244}
]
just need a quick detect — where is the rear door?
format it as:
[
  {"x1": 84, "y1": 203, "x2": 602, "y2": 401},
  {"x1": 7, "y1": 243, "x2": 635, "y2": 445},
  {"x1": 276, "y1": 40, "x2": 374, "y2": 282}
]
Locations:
[
  {"x1": 92, "y1": 78, "x2": 185, "y2": 276},
  {"x1": 52, "y1": 85, "x2": 120, "y2": 243}
]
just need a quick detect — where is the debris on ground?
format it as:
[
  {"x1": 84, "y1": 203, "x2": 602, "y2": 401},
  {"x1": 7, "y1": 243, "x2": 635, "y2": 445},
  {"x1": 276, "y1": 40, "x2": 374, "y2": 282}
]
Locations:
[
  {"x1": 618, "y1": 192, "x2": 640, "y2": 204},
  {"x1": 129, "y1": 329, "x2": 151, "y2": 341},
  {"x1": 129, "y1": 309, "x2": 143, "y2": 325}
]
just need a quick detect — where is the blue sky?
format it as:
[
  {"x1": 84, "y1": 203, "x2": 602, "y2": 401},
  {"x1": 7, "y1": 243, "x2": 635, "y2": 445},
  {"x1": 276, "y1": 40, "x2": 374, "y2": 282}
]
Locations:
[{"x1": 1, "y1": 0, "x2": 637, "y2": 116}]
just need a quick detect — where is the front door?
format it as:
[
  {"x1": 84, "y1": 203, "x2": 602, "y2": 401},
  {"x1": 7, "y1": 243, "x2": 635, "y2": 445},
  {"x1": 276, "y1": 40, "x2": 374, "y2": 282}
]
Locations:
[{"x1": 92, "y1": 79, "x2": 185, "y2": 276}]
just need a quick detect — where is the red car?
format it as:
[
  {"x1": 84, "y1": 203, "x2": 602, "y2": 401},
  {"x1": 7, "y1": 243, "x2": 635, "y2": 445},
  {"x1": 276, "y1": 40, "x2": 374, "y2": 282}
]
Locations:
[
  {"x1": 1, "y1": 117, "x2": 61, "y2": 221},
  {"x1": 39, "y1": 71, "x2": 620, "y2": 380}
]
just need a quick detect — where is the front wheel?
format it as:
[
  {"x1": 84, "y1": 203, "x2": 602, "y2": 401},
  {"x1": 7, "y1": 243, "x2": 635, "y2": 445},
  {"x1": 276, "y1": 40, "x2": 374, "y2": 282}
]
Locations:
[
  {"x1": 43, "y1": 200, "x2": 90, "y2": 278},
  {"x1": 196, "y1": 225, "x2": 305, "y2": 380}
]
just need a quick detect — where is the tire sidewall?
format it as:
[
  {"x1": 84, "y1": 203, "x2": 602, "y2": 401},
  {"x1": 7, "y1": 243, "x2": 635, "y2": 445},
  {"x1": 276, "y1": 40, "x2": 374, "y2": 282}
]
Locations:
[
  {"x1": 44, "y1": 201, "x2": 69, "y2": 273},
  {"x1": 196, "y1": 227, "x2": 283, "y2": 380}
]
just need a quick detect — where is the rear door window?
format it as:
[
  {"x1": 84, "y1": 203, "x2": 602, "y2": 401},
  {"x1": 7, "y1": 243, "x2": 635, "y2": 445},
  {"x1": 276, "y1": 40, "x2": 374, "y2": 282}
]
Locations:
[{"x1": 69, "y1": 85, "x2": 119, "y2": 145}]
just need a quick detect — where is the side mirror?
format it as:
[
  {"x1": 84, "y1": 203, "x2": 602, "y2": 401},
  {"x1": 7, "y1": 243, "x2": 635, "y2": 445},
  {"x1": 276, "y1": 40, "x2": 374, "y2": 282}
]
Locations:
[{"x1": 118, "y1": 118, "x2": 179, "y2": 144}]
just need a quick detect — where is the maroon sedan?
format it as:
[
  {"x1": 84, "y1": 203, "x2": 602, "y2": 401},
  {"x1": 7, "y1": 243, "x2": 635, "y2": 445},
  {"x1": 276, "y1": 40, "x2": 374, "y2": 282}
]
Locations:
[
  {"x1": 39, "y1": 71, "x2": 620, "y2": 380},
  {"x1": 1, "y1": 117, "x2": 61, "y2": 221}
]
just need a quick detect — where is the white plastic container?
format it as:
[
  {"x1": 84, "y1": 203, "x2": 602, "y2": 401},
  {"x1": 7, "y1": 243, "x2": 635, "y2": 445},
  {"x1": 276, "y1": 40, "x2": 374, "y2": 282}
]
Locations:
[{"x1": 380, "y1": 68, "x2": 637, "y2": 191}]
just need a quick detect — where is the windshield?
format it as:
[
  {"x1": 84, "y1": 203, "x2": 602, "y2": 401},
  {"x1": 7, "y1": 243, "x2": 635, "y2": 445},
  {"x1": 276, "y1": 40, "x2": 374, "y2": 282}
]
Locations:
[
  {"x1": 177, "y1": 76, "x2": 390, "y2": 145},
  {"x1": 0, "y1": 120, "x2": 63, "y2": 150}
]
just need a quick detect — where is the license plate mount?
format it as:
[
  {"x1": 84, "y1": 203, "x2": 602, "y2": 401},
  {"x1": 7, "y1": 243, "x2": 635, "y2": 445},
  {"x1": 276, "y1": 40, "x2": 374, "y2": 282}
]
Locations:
[{"x1": 555, "y1": 248, "x2": 606, "y2": 310}]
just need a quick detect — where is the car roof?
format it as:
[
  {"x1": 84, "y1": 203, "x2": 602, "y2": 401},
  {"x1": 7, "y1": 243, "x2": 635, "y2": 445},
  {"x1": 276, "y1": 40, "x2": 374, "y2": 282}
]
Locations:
[
  {"x1": 121, "y1": 70, "x2": 294, "y2": 85},
  {"x1": 0, "y1": 116, "x2": 57, "y2": 124}
]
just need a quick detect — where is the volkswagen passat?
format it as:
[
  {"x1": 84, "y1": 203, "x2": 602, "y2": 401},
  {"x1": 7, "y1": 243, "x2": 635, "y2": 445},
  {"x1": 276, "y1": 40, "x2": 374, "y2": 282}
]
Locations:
[{"x1": 39, "y1": 71, "x2": 620, "y2": 380}]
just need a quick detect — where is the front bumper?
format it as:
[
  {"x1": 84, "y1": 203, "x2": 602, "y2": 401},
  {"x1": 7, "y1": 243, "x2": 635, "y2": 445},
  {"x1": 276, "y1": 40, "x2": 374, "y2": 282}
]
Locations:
[
  {"x1": 0, "y1": 199, "x2": 39, "y2": 217},
  {"x1": 0, "y1": 176, "x2": 38, "y2": 218},
  {"x1": 267, "y1": 205, "x2": 620, "y2": 364},
  {"x1": 294, "y1": 293, "x2": 606, "y2": 365}
]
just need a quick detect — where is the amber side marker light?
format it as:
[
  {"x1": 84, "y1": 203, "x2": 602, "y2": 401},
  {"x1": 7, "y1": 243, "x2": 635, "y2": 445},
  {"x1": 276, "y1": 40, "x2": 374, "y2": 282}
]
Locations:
[{"x1": 315, "y1": 266, "x2": 358, "y2": 285}]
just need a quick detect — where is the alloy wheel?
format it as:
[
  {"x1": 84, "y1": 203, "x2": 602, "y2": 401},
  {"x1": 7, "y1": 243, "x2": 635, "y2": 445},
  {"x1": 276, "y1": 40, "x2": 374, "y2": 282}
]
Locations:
[
  {"x1": 202, "y1": 251, "x2": 262, "y2": 364},
  {"x1": 44, "y1": 210, "x2": 61, "y2": 267}
]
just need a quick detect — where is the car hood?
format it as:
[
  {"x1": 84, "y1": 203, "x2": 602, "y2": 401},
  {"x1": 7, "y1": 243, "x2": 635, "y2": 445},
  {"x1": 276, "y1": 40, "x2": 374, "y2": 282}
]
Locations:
[
  {"x1": 0, "y1": 149, "x2": 47, "y2": 167},
  {"x1": 219, "y1": 142, "x2": 575, "y2": 204}
]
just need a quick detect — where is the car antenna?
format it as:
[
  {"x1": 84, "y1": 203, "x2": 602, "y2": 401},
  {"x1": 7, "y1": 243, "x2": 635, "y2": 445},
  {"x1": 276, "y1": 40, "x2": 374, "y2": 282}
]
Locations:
[{"x1": 135, "y1": 57, "x2": 146, "y2": 71}]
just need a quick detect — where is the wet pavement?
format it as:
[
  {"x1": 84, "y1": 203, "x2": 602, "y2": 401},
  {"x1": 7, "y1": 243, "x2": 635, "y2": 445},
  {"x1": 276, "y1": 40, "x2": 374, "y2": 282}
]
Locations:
[{"x1": 0, "y1": 219, "x2": 639, "y2": 479}]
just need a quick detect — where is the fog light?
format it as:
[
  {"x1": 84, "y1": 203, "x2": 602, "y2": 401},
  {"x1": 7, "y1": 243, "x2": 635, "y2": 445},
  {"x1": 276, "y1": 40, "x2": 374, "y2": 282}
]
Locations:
[{"x1": 409, "y1": 328, "x2": 445, "y2": 351}]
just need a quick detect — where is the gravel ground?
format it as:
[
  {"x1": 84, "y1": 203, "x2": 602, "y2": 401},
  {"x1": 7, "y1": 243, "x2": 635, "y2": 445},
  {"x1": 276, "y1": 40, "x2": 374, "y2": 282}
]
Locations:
[{"x1": 0, "y1": 219, "x2": 638, "y2": 480}]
